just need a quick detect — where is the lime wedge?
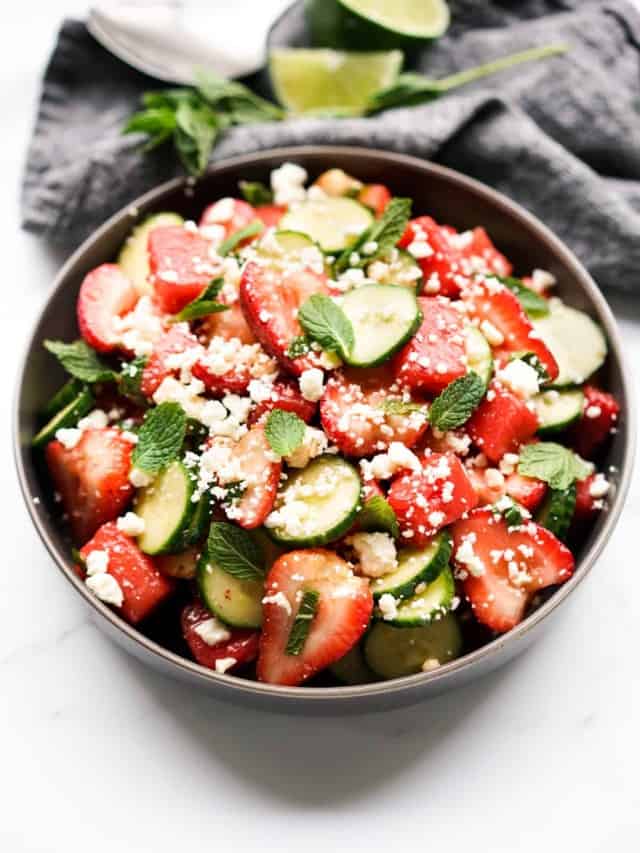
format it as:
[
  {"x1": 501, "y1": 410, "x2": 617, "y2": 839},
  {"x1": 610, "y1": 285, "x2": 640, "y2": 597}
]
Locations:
[
  {"x1": 306, "y1": 0, "x2": 450, "y2": 51},
  {"x1": 269, "y1": 48, "x2": 403, "y2": 115}
]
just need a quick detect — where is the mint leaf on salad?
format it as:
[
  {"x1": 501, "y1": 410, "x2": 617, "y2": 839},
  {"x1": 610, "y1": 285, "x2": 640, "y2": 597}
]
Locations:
[
  {"x1": 495, "y1": 276, "x2": 550, "y2": 318},
  {"x1": 285, "y1": 589, "x2": 320, "y2": 656},
  {"x1": 218, "y1": 220, "x2": 263, "y2": 257},
  {"x1": 44, "y1": 339, "x2": 116, "y2": 383},
  {"x1": 429, "y1": 373, "x2": 485, "y2": 431},
  {"x1": 334, "y1": 196, "x2": 411, "y2": 273},
  {"x1": 132, "y1": 402, "x2": 187, "y2": 474},
  {"x1": 265, "y1": 409, "x2": 306, "y2": 457},
  {"x1": 172, "y1": 278, "x2": 228, "y2": 322},
  {"x1": 207, "y1": 522, "x2": 264, "y2": 581},
  {"x1": 518, "y1": 442, "x2": 592, "y2": 490},
  {"x1": 298, "y1": 294, "x2": 354, "y2": 358}
]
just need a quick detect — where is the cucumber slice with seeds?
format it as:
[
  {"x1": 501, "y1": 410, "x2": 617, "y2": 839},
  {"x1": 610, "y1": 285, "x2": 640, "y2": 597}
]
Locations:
[
  {"x1": 532, "y1": 388, "x2": 584, "y2": 435},
  {"x1": 266, "y1": 455, "x2": 361, "y2": 546},
  {"x1": 118, "y1": 212, "x2": 184, "y2": 295},
  {"x1": 340, "y1": 284, "x2": 422, "y2": 367},
  {"x1": 32, "y1": 387, "x2": 94, "y2": 448},
  {"x1": 198, "y1": 556, "x2": 263, "y2": 629},
  {"x1": 465, "y1": 326, "x2": 493, "y2": 387},
  {"x1": 370, "y1": 533, "x2": 451, "y2": 601},
  {"x1": 533, "y1": 300, "x2": 607, "y2": 387},
  {"x1": 135, "y1": 460, "x2": 210, "y2": 555},
  {"x1": 364, "y1": 614, "x2": 463, "y2": 680},
  {"x1": 280, "y1": 196, "x2": 373, "y2": 253},
  {"x1": 384, "y1": 567, "x2": 455, "y2": 627}
]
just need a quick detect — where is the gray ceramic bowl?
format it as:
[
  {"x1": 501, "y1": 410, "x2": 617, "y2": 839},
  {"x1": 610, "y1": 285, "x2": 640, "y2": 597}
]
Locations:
[{"x1": 14, "y1": 146, "x2": 634, "y2": 714}]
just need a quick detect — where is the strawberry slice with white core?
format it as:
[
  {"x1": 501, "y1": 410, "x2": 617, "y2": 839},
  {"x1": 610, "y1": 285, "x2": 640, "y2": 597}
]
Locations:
[
  {"x1": 461, "y1": 278, "x2": 559, "y2": 381},
  {"x1": 181, "y1": 600, "x2": 259, "y2": 672},
  {"x1": 206, "y1": 423, "x2": 281, "y2": 529},
  {"x1": 320, "y1": 367, "x2": 429, "y2": 457},
  {"x1": 257, "y1": 549, "x2": 373, "y2": 686},
  {"x1": 387, "y1": 452, "x2": 478, "y2": 546},
  {"x1": 77, "y1": 264, "x2": 138, "y2": 353},
  {"x1": 392, "y1": 297, "x2": 467, "y2": 394},
  {"x1": 240, "y1": 260, "x2": 329, "y2": 375},
  {"x1": 452, "y1": 509, "x2": 575, "y2": 633}
]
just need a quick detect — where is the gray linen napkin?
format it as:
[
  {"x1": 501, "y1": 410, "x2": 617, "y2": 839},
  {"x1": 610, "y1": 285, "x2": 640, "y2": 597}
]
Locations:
[{"x1": 21, "y1": 0, "x2": 640, "y2": 293}]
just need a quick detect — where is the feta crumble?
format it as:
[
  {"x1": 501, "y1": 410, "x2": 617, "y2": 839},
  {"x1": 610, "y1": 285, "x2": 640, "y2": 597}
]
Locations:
[
  {"x1": 116, "y1": 512, "x2": 146, "y2": 537},
  {"x1": 378, "y1": 593, "x2": 399, "y2": 621},
  {"x1": 348, "y1": 532, "x2": 398, "y2": 578},
  {"x1": 299, "y1": 368, "x2": 325, "y2": 402},
  {"x1": 271, "y1": 162, "x2": 308, "y2": 206},
  {"x1": 193, "y1": 616, "x2": 232, "y2": 646},
  {"x1": 86, "y1": 573, "x2": 123, "y2": 607},
  {"x1": 85, "y1": 549, "x2": 109, "y2": 576},
  {"x1": 496, "y1": 359, "x2": 540, "y2": 399}
]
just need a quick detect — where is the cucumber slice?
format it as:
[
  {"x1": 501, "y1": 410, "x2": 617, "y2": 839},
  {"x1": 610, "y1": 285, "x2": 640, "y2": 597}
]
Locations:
[
  {"x1": 267, "y1": 455, "x2": 361, "y2": 546},
  {"x1": 198, "y1": 556, "x2": 263, "y2": 629},
  {"x1": 155, "y1": 546, "x2": 200, "y2": 579},
  {"x1": 41, "y1": 378, "x2": 85, "y2": 421},
  {"x1": 465, "y1": 326, "x2": 493, "y2": 387},
  {"x1": 135, "y1": 460, "x2": 210, "y2": 555},
  {"x1": 340, "y1": 284, "x2": 421, "y2": 367},
  {"x1": 536, "y1": 484, "x2": 577, "y2": 542},
  {"x1": 329, "y1": 644, "x2": 377, "y2": 684},
  {"x1": 364, "y1": 614, "x2": 463, "y2": 680},
  {"x1": 370, "y1": 533, "x2": 451, "y2": 601},
  {"x1": 280, "y1": 197, "x2": 373, "y2": 253},
  {"x1": 532, "y1": 300, "x2": 607, "y2": 387},
  {"x1": 32, "y1": 387, "x2": 94, "y2": 448},
  {"x1": 252, "y1": 229, "x2": 327, "y2": 273},
  {"x1": 118, "y1": 212, "x2": 184, "y2": 295},
  {"x1": 383, "y1": 568, "x2": 455, "y2": 627},
  {"x1": 365, "y1": 248, "x2": 422, "y2": 290},
  {"x1": 532, "y1": 388, "x2": 584, "y2": 435}
]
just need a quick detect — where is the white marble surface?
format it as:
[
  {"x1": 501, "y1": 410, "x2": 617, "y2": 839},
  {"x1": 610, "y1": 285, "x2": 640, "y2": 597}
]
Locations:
[{"x1": 2, "y1": 4, "x2": 639, "y2": 851}]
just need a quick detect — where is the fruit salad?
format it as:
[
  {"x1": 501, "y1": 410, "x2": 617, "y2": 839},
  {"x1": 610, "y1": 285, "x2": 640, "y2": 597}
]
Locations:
[{"x1": 33, "y1": 163, "x2": 620, "y2": 686}]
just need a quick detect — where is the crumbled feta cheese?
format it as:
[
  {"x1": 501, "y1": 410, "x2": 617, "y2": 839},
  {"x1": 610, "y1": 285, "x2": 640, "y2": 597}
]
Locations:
[
  {"x1": 589, "y1": 474, "x2": 610, "y2": 499},
  {"x1": 55, "y1": 427, "x2": 82, "y2": 449},
  {"x1": 586, "y1": 405, "x2": 602, "y2": 419},
  {"x1": 496, "y1": 359, "x2": 540, "y2": 399},
  {"x1": 299, "y1": 368, "x2": 325, "y2": 402},
  {"x1": 455, "y1": 535, "x2": 485, "y2": 577},
  {"x1": 262, "y1": 591, "x2": 293, "y2": 615},
  {"x1": 499, "y1": 452, "x2": 519, "y2": 476},
  {"x1": 530, "y1": 268, "x2": 556, "y2": 292},
  {"x1": 116, "y1": 512, "x2": 146, "y2": 537},
  {"x1": 363, "y1": 442, "x2": 421, "y2": 480},
  {"x1": 479, "y1": 319, "x2": 505, "y2": 347},
  {"x1": 112, "y1": 295, "x2": 165, "y2": 356},
  {"x1": 215, "y1": 657, "x2": 237, "y2": 674},
  {"x1": 271, "y1": 162, "x2": 308, "y2": 206},
  {"x1": 285, "y1": 426, "x2": 328, "y2": 468},
  {"x1": 421, "y1": 658, "x2": 440, "y2": 672},
  {"x1": 485, "y1": 468, "x2": 505, "y2": 490},
  {"x1": 222, "y1": 394, "x2": 251, "y2": 425},
  {"x1": 378, "y1": 593, "x2": 399, "y2": 621},
  {"x1": 129, "y1": 467, "x2": 153, "y2": 488},
  {"x1": 121, "y1": 430, "x2": 139, "y2": 444},
  {"x1": 205, "y1": 197, "x2": 236, "y2": 223},
  {"x1": 77, "y1": 409, "x2": 109, "y2": 430},
  {"x1": 194, "y1": 616, "x2": 232, "y2": 646},
  {"x1": 407, "y1": 240, "x2": 433, "y2": 259},
  {"x1": 248, "y1": 376, "x2": 275, "y2": 404},
  {"x1": 362, "y1": 240, "x2": 378, "y2": 256},
  {"x1": 348, "y1": 532, "x2": 398, "y2": 578},
  {"x1": 86, "y1": 572, "x2": 123, "y2": 607},
  {"x1": 85, "y1": 549, "x2": 109, "y2": 576}
]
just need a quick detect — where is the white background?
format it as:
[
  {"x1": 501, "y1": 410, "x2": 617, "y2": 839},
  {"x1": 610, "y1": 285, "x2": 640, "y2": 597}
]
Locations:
[{"x1": 2, "y1": 3, "x2": 639, "y2": 851}]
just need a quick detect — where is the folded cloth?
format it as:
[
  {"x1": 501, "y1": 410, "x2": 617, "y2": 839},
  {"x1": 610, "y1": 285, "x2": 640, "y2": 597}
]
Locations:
[{"x1": 21, "y1": 0, "x2": 640, "y2": 293}]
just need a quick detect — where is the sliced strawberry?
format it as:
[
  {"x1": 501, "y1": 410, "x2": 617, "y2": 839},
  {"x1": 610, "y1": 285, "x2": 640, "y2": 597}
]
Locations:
[
  {"x1": 181, "y1": 600, "x2": 259, "y2": 671},
  {"x1": 200, "y1": 197, "x2": 256, "y2": 243},
  {"x1": 247, "y1": 377, "x2": 317, "y2": 426},
  {"x1": 570, "y1": 385, "x2": 620, "y2": 459},
  {"x1": 387, "y1": 452, "x2": 478, "y2": 545},
  {"x1": 320, "y1": 367, "x2": 429, "y2": 457},
  {"x1": 254, "y1": 204, "x2": 287, "y2": 229},
  {"x1": 358, "y1": 183, "x2": 391, "y2": 217},
  {"x1": 398, "y1": 216, "x2": 468, "y2": 298},
  {"x1": 505, "y1": 472, "x2": 547, "y2": 512},
  {"x1": 257, "y1": 549, "x2": 373, "y2": 686},
  {"x1": 46, "y1": 428, "x2": 135, "y2": 544},
  {"x1": 140, "y1": 324, "x2": 202, "y2": 398},
  {"x1": 240, "y1": 260, "x2": 328, "y2": 375},
  {"x1": 148, "y1": 226, "x2": 216, "y2": 314},
  {"x1": 461, "y1": 227, "x2": 513, "y2": 277},
  {"x1": 208, "y1": 423, "x2": 281, "y2": 529},
  {"x1": 467, "y1": 382, "x2": 539, "y2": 463},
  {"x1": 199, "y1": 299, "x2": 256, "y2": 345},
  {"x1": 80, "y1": 522, "x2": 175, "y2": 623},
  {"x1": 392, "y1": 297, "x2": 467, "y2": 394},
  {"x1": 452, "y1": 509, "x2": 575, "y2": 633},
  {"x1": 417, "y1": 427, "x2": 471, "y2": 457},
  {"x1": 192, "y1": 336, "x2": 277, "y2": 397},
  {"x1": 461, "y1": 278, "x2": 558, "y2": 380},
  {"x1": 573, "y1": 475, "x2": 603, "y2": 522},
  {"x1": 77, "y1": 264, "x2": 138, "y2": 353}
]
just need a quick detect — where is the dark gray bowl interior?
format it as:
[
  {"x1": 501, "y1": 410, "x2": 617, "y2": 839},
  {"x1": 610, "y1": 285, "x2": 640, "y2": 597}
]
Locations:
[{"x1": 14, "y1": 146, "x2": 634, "y2": 713}]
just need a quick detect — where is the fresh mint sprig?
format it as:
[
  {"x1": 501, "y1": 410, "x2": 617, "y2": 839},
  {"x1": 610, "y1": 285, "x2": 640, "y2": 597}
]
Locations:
[
  {"x1": 172, "y1": 278, "x2": 228, "y2": 322},
  {"x1": 218, "y1": 220, "x2": 263, "y2": 256},
  {"x1": 285, "y1": 589, "x2": 320, "y2": 656},
  {"x1": 131, "y1": 402, "x2": 187, "y2": 474},
  {"x1": 334, "y1": 196, "x2": 411, "y2": 273},
  {"x1": 494, "y1": 276, "x2": 550, "y2": 319},
  {"x1": 206, "y1": 522, "x2": 264, "y2": 582},
  {"x1": 518, "y1": 442, "x2": 592, "y2": 491},
  {"x1": 429, "y1": 373, "x2": 485, "y2": 431},
  {"x1": 265, "y1": 409, "x2": 306, "y2": 457},
  {"x1": 298, "y1": 294, "x2": 354, "y2": 359},
  {"x1": 44, "y1": 339, "x2": 116, "y2": 384}
]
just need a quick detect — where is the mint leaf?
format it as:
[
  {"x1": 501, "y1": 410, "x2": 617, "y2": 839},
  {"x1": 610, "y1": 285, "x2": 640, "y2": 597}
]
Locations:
[
  {"x1": 132, "y1": 402, "x2": 187, "y2": 474},
  {"x1": 495, "y1": 276, "x2": 550, "y2": 318},
  {"x1": 44, "y1": 339, "x2": 116, "y2": 383},
  {"x1": 265, "y1": 409, "x2": 306, "y2": 457},
  {"x1": 357, "y1": 495, "x2": 400, "y2": 538},
  {"x1": 381, "y1": 398, "x2": 428, "y2": 417},
  {"x1": 286, "y1": 335, "x2": 312, "y2": 359},
  {"x1": 510, "y1": 351, "x2": 550, "y2": 383},
  {"x1": 218, "y1": 220, "x2": 263, "y2": 257},
  {"x1": 492, "y1": 496, "x2": 525, "y2": 528},
  {"x1": 298, "y1": 294, "x2": 354, "y2": 358},
  {"x1": 518, "y1": 442, "x2": 592, "y2": 491},
  {"x1": 123, "y1": 106, "x2": 176, "y2": 150},
  {"x1": 195, "y1": 70, "x2": 284, "y2": 122},
  {"x1": 239, "y1": 180, "x2": 273, "y2": 206},
  {"x1": 334, "y1": 197, "x2": 411, "y2": 273},
  {"x1": 285, "y1": 589, "x2": 320, "y2": 656},
  {"x1": 429, "y1": 373, "x2": 485, "y2": 431},
  {"x1": 206, "y1": 521, "x2": 264, "y2": 581},
  {"x1": 174, "y1": 98, "x2": 219, "y2": 176},
  {"x1": 172, "y1": 278, "x2": 228, "y2": 322}
]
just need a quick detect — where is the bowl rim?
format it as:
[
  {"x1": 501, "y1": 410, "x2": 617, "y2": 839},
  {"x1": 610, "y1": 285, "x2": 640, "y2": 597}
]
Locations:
[{"x1": 14, "y1": 144, "x2": 636, "y2": 703}]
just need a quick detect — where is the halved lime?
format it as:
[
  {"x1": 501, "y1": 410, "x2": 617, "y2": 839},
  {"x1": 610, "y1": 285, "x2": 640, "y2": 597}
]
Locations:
[
  {"x1": 306, "y1": 0, "x2": 450, "y2": 52},
  {"x1": 269, "y1": 47, "x2": 403, "y2": 116}
]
